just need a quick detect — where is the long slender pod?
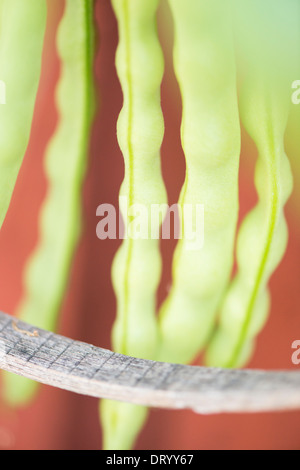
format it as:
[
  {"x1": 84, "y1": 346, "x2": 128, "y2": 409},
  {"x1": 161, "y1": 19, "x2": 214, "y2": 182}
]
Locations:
[
  {"x1": 4, "y1": 0, "x2": 96, "y2": 404},
  {"x1": 100, "y1": 0, "x2": 167, "y2": 450},
  {"x1": 0, "y1": 0, "x2": 46, "y2": 227},
  {"x1": 206, "y1": 0, "x2": 298, "y2": 367},
  {"x1": 158, "y1": 0, "x2": 241, "y2": 364}
]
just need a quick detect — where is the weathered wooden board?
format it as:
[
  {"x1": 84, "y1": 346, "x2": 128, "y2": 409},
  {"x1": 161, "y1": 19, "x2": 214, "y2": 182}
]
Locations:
[{"x1": 0, "y1": 311, "x2": 299, "y2": 413}]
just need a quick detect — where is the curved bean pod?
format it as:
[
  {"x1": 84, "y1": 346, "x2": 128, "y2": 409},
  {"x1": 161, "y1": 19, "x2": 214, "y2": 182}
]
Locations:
[
  {"x1": 206, "y1": 1, "x2": 297, "y2": 368},
  {"x1": 100, "y1": 0, "x2": 167, "y2": 450},
  {"x1": 206, "y1": 83, "x2": 294, "y2": 368},
  {"x1": 0, "y1": 0, "x2": 46, "y2": 228},
  {"x1": 158, "y1": 0, "x2": 241, "y2": 364},
  {"x1": 4, "y1": 0, "x2": 96, "y2": 404}
]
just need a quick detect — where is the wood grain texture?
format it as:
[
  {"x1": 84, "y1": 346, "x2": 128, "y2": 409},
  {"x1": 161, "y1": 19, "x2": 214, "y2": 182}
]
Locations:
[{"x1": 0, "y1": 311, "x2": 300, "y2": 413}]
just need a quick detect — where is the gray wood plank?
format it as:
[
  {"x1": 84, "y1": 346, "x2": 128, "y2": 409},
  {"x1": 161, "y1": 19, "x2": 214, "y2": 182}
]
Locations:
[{"x1": 0, "y1": 311, "x2": 300, "y2": 413}]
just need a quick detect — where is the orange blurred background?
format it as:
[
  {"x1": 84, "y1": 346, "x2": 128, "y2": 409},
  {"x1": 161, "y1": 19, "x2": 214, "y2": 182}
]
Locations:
[{"x1": 0, "y1": 0, "x2": 299, "y2": 450}]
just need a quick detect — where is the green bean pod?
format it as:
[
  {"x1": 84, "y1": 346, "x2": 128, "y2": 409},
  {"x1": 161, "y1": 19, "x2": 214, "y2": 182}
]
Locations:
[
  {"x1": 206, "y1": 0, "x2": 297, "y2": 368},
  {"x1": 4, "y1": 0, "x2": 96, "y2": 405},
  {"x1": 206, "y1": 79, "x2": 293, "y2": 368},
  {"x1": 0, "y1": 0, "x2": 46, "y2": 228},
  {"x1": 158, "y1": 0, "x2": 241, "y2": 364},
  {"x1": 100, "y1": 0, "x2": 167, "y2": 450}
]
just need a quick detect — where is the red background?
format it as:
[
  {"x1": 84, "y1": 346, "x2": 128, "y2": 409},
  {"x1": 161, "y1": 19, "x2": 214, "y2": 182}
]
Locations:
[{"x1": 0, "y1": 0, "x2": 299, "y2": 450}]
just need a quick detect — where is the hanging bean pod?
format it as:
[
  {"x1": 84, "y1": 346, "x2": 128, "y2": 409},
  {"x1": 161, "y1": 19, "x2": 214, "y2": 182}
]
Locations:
[
  {"x1": 206, "y1": 0, "x2": 297, "y2": 368},
  {"x1": 4, "y1": 0, "x2": 96, "y2": 404},
  {"x1": 100, "y1": 0, "x2": 167, "y2": 450},
  {"x1": 158, "y1": 0, "x2": 241, "y2": 364},
  {"x1": 206, "y1": 81, "x2": 293, "y2": 367},
  {"x1": 0, "y1": 0, "x2": 46, "y2": 228}
]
